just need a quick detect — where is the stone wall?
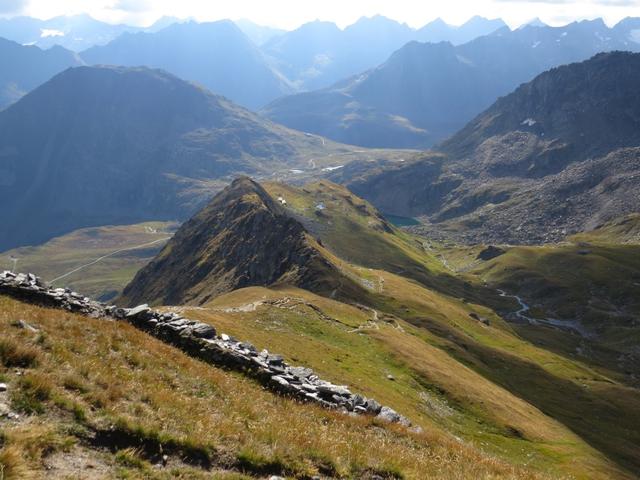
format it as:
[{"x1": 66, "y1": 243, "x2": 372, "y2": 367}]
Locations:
[{"x1": 0, "y1": 271, "x2": 411, "y2": 426}]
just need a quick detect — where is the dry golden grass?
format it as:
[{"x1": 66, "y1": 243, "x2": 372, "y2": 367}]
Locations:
[
  {"x1": 0, "y1": 445, "x2": 35, "y2": 480},
  {"x1": 0, "y1": 338, "x2": 41, "y2": 369},
  {"x1": 0, "y1": 295, "x2": 547, "y2": 480}
]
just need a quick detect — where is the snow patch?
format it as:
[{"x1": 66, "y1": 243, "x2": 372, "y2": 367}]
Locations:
[
  {"x1": 41, "y1": 29, "x2": 65, "y2": 38},
  {"x1": 521, "y1": 118, "x2": 537, "y2": 127},
  {"x1": 322, "y1": 165, "x2": 344, "y2": 172},
  {"x1": 532, "y1": 41, "x2": 541, "y2": 48}
]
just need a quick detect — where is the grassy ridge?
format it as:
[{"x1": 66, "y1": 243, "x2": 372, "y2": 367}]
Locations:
[{"x1": 0, "y1": 296, "x2": 546, "y2": 480}]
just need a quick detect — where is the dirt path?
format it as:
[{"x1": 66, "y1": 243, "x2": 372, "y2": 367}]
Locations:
[{"x1": 49, "y1": 237, "x2": 171, "y2": 285}]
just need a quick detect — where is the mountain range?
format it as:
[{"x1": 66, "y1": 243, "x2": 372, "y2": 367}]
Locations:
[
  {"x1": 340, "y1": 51, "x2": 640, "y2": 244},
  {"x1": 3, "y1": 15, "x2": 639, "y2": 118},
  {"x1": 262, "y1": 15, "x2": 507, "y2": 91},
  {"x1": 0, "y1": 14, "x2": 512, "y2": 110},
  {"x1": 263, "y1": 19, "x2": 640, "y2": 148},
  {"x1": 0, "y1": 64, "x2": 380, "y2": 252}
]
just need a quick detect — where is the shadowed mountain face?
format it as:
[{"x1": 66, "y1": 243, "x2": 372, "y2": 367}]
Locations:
[
  {"x1": 120, "y1": 177, "x2": 350, "y2": 306},
  {"x1": 343, "y1": 52, "x2": 640, "y2": 244},
  {"x1": 81, "y1": 20, "x2": 293, "y2": 110},
  {"x1": 0, "y1": 65, "x2": 357, "y2": 252},
  {"x1": 0, "y1": 37, "x2": 82, "y2": 109},
  {"x1": 262, "y1": 19, "x2": 640, "y2": 149}
]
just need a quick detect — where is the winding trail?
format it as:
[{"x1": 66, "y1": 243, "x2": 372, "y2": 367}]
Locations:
[{"x1": 49, "y1": 237, "x2": 171, "y2": 284}]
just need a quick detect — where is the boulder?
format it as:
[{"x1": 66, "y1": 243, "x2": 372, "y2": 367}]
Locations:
[
  {"x1": 125, "y1": 304, "x2": 150, "y2": 318},
  {"x1": 190, "y1": 323, "x2": 217, "y2": 339},
  {"x1": 376, "y1": 406, "x2": 402, "y2": 423}
]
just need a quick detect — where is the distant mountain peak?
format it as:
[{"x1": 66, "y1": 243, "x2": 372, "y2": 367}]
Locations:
[
  {"x1": 352, "y1": 15, "x2": 404, "y2": 25},
  {"x1": 525, "y1": 17, "x2": 547, "y2": 28},
  {"x1": 462, "y1": 15, "x2": 506, "y2": 26},
  {"x1": 424, "y1": 17, "x2": 449, "y2": 27}
]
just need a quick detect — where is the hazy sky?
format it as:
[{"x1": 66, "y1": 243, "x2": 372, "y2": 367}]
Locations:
[{"x1": 1, "y1": 0, "x2": 639, "y2": 29}]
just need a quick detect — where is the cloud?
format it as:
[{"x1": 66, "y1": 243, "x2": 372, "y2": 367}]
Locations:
[
  {"x1": 110, "y1": 0, "x2": 151, "y2": 12},
  {"x1": 495, "y1": 0, "x2": 640, "y2": 3},
  {"x1": 0, "y1": 0, "x2": 27, "y2": 14}
]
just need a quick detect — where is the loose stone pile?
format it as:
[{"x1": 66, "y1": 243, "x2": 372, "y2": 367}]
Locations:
[{"x1": 0, "y1": 271, "x2": 411, "y2": 426}]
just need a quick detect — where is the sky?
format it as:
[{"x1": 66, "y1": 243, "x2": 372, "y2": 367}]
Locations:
[{"x1": 1, "y1": 0, "x2": 639, "y2": 29}]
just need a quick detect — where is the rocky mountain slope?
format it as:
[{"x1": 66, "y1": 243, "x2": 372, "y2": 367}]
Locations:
[
  {"x1": 120, "y1": 178, "x2": 358, "y2": 306},
  {"x1": 0, "y1": 37, "x2": 82, "y2": 109},
  {"x1": 0, "y1": 65, "x2": 375, "y2": 252},
  {"x1": 263, "y1": 19, "x2": 640, "y2": 148},
  {"x1": 81, "y1": 20, "x2": 293, "y2": 109},
  {"x1": 343, "y1": 52, "x2": 640, "y2": 243}
]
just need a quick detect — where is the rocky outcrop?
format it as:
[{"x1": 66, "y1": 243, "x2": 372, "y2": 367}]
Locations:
[{"x1": 0, "y1": 270, "x2": 411, "y2": 426}]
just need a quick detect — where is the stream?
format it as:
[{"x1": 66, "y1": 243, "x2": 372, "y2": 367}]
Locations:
[{"x1": 496, "y1": 289, "x2": 590, "y2": 337}]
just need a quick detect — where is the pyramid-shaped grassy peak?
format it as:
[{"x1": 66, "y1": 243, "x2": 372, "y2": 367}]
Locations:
[{"x1": 120, "y1": 177, "x2": 355, "y2": 307}]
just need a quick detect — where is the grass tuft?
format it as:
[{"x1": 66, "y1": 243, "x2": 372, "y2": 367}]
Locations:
[
  {"x1": 0, "y1": 339, "x2": 40, "y2": 368},
  {"x1": 0, "y1": 446, "x2": 34, "y2": 480},
  {"x1": 115, "y1": 448, "x2": 148, "y2": 470},
  {"x1": 10, "y1": 373, "x2": 53, "y2": 415}
]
